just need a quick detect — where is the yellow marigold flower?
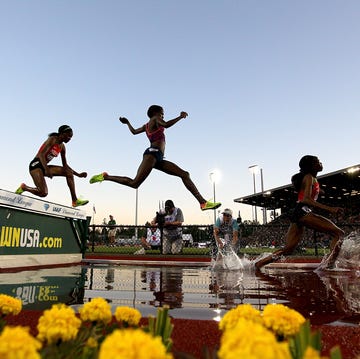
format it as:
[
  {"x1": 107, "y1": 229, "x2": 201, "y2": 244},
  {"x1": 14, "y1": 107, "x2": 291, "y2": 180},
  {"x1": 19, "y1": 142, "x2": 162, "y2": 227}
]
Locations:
[
  {"x1": 303, "y1": 347, "x2": 325, "y2": 359},
  {"x1": 218, "y1": 318, "x2": 291, "y2": 359},
  {"x1": 86, "y1": 336, "x2": 98, "y2": 348},
  {"x1": 99, "y1": 328, "x2": 173, "y2": 359},
  {"x1": 37, "y1": 303, "x2": 81, "y2": 344},
  {"x1": 219, "y1": 303, "x2": 262, "y2": 332},
  {"x1": 114, "y1": 306, "x2": 142, "y2": 326},
  {"x1": 79, "y1": 297, "x2": 112, "y2": 324},
  {"x1": 0, "y1": 325, "x2": 41, "y2": 359},
  {"x1": 0, "y1": 294, "x2": 22, "y2": 316},
  {"x1": 262, "y1": 303, "x2": 306, "y2": 338}
]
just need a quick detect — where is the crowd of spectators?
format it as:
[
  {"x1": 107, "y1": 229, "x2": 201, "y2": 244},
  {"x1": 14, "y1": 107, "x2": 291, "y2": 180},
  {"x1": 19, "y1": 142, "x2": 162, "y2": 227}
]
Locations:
[
  {"x1": 242, "y1": 211, "x2": 360, "y2": 249},
  {"x1": 87, "y1": 209, "x2": 359, "y2": 253}
]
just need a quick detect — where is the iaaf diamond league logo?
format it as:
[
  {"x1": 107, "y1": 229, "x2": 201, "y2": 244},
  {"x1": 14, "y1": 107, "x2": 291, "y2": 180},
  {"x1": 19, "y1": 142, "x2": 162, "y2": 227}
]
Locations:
[{"x1": 0, "y1": 189, "x2": 86, "y2": 220}]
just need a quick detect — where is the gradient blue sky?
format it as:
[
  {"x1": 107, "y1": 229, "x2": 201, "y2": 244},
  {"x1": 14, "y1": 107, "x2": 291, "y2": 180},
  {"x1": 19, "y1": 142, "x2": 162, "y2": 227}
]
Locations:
[{"x1": 1, "y1": 1, "x2": 359, "y2": 225}]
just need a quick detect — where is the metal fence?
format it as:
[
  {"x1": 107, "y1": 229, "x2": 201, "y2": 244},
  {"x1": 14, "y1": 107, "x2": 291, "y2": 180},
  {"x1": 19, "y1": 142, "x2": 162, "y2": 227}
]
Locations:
[
  {"x1": 87, "y1": 224, "x2": 215, "y2": 256},
  {"x1": 86, "y1": 222, "x2": 359, "y2": 257}
]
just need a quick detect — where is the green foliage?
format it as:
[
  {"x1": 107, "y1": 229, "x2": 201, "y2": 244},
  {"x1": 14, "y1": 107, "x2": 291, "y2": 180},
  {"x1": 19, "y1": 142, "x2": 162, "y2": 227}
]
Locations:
[
  {"x1": 289, "y1": 320, "x2": 342, "y2": 359},
  {"x1": 147, "y1": 306, "x2": 173, "y2": 352},
  {"x1": 289, "y1": 320, "x2": 320, "y2": 358}
]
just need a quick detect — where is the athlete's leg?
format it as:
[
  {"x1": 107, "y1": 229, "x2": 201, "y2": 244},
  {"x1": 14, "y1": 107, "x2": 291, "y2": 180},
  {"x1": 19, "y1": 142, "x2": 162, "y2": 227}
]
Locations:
[
  {"x1": 300, "y1": 213, "x2": 344, "y2": 266},
  {"x1": 156, "y1": 160, "x2": 206, "y2": 204},
  {"x1": 103, "y1": 155, "x2": 157, "y2": 189},
  {"x1": 300, "y1": 213, "x2": 344, "y2": 247},
  {"x1": 279, "y1": 223, "x2": 306, "y2": 255},
  {"x1": 255, "y1": 223, "x2": 305, "y2": 268},
  {"x1": 21, "y1": 168, "x2": 49, "y2": 197},
  {"x1": 49, "y1": 165, "x2": 78, "y2": 202}
]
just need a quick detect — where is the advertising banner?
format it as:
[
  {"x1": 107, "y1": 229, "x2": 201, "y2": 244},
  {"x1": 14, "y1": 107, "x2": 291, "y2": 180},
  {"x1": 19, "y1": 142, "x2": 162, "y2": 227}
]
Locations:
[
  {"x1": 0, "y1": 266, "x2": 86, "y2": 310},
  {"x1": 0, "y1": 189, "x2": 89, "y2": 268},
  {"x1": 0, "y1": 206, "x2": 83, "y2": 255},
  {"x1": 0, "y1": 189, "x2": 87, "y2": 220}
]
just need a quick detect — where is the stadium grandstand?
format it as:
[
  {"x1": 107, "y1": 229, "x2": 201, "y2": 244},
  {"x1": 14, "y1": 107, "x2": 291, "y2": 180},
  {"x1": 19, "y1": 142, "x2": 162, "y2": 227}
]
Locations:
[
  {"x1": 233, "y1": 164, "x2": 360, "y2": 251},
  {"x1": 234, "y1": 164, "x2": 360, "y2": 220}
]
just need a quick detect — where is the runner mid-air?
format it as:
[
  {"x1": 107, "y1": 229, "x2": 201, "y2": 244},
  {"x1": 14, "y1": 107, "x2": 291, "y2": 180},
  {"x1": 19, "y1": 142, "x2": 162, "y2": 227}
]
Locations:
[{"x1": 90, "y1": 105, "x2": 221, "y2": 211}]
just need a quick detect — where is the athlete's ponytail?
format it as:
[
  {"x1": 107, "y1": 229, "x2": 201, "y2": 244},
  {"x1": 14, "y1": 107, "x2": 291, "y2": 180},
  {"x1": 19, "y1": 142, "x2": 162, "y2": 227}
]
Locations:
[
  {"x1": 291, "y1": 172, "x2": 305, "y2": 192},
  {"x1": 291, "y1": 155, "x2": 318, "y2": 191}
]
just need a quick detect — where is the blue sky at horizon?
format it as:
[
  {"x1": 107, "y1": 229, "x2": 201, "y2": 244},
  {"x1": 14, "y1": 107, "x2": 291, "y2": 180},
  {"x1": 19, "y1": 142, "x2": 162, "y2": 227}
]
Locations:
[{"x1": 1, "y1": 1, "x2": 359, "y2": 225}]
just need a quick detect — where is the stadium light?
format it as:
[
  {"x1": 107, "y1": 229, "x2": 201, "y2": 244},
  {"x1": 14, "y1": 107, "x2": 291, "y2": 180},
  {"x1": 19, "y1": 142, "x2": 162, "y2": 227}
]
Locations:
[
  {"x1": 248, "y1": 165, "x2": 267, "y2": 223},
  {"x1": 135, "y1": 188, "x2": 139, "y2": 239},
  {"x1": 347, "y1": 167, "x2": 360, "y2": 174},
  {"x1": 210, "y1": 170, "x2": 221, "y2": 224},
  {"x1": 248, "y1": 165, "x2": 259, "y2": 223}
]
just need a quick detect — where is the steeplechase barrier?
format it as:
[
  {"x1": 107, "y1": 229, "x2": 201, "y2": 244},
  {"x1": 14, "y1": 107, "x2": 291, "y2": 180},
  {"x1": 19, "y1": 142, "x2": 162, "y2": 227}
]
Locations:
[{"x1": 0, "y1": 189, "x2": 90, "y2": 269}]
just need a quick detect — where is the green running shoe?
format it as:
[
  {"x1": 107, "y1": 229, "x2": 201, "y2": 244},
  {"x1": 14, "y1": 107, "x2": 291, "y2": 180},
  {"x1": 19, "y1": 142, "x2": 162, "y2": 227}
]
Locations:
[
  {"x1": 72, "y1": 199, "x2": 89, "y2": 207},
  {"x1": 15, "y1": 183, "x2": 25, "y2": 195},
  {"x1": 89, "y1": 172, "x2": 107, "y2": 184},
  {"x1": 200, "y1": 200, "x2": 221, "y2": 211}
]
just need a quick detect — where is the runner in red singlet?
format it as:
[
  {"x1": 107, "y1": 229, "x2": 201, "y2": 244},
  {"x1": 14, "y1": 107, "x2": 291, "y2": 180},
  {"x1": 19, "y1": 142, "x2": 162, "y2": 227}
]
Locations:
[
  {"x1": 89, "y1": 105, "x2": 221, "y2": 211},
  {"x1": 15, "y1": 125, "x2": 89, "y2": 207},
  {"x1": 255, "y1": 155, "x2": 344, "y2": 269}
]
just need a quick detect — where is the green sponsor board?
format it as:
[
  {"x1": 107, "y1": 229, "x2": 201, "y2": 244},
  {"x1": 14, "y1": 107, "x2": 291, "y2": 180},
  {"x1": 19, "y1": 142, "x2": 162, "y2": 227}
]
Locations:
[
  {"x1": 0, "y1": 267, "x2": 86, "y2": 310},
  {"x1": 0, "y1": 206, "x2": 87, "y2": 255}
]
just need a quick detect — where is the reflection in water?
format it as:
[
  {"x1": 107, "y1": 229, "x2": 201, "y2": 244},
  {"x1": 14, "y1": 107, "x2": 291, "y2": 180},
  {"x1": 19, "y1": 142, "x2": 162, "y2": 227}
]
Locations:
[
  {"x1": 154, "y1": 267, "x2": 184, "y2": 308},
  {"x1": 83, "y1": 262, "x2": 359, "y2": 324},
  {"x1": 0, "y1": 261, "x2": 359, "y2": 325},
  {"x1": 141, "y1": 270, "x2": 160, "y2": 292},
  {"x1": 0, "y1": 266, "x2": 86, "y2": 310},
  {"x1": 209, "y1": 269, "x2": 246, "y2": 310},
  {"x1": 105, "y1": 268, "x2": 115, "y2": 290},
  {"x1": 140, "y1": 267, "x2": 183, "y2": 308},
  {"x1": 317, "y1": 272, "x2": 360, "y2": 324},
  {"x1": 258, "y1": 267, "x2": 360, "y2": 325}
]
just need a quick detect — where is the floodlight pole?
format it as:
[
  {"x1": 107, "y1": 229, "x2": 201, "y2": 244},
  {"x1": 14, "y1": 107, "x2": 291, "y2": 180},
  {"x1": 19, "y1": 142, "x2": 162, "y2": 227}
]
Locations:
[
  {"x1": 260, "y1": 168, "x2": 267, "y2": 224},
  {"x1": 210, "y1": 172, "x2": 217, "y2": 225},
  {"x1": 248, "y1": 165, "x2": 259, "y2": 223},
  {"x1": 135, "y1": 188, "x2": 138, "y2": 239},
  {"x1": 252, "y1": 172, "x2": 257, "y2": 223}
]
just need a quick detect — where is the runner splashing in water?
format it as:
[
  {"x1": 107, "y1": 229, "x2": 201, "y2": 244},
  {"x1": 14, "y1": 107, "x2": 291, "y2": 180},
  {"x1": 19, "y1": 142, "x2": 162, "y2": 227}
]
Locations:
[{"x1": 255, "y1": 155, "x2": 344, "y2": 270}]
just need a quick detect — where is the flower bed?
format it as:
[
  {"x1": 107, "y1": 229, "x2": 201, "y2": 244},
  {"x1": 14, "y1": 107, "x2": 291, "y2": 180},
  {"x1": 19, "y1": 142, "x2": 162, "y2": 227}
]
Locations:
[{"x1": 1, "y1": 293, "x2": 360, "y2": 358}]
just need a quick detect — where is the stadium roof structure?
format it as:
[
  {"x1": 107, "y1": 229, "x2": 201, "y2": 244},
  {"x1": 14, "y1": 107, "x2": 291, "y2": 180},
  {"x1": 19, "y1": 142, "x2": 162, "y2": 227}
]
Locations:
[{"x1": 234, "y1": 164, "x2": 360, "y2": 213}]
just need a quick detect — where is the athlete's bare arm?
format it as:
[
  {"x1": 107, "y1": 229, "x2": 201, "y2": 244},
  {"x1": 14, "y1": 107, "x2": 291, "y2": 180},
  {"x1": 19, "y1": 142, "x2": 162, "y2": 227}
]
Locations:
[
  {"x1": 119, "y1": 117, "x2": 146, "y2": 135},
  {"x1": 159, "y1": 111, "x2": 188, "y2": 129}
]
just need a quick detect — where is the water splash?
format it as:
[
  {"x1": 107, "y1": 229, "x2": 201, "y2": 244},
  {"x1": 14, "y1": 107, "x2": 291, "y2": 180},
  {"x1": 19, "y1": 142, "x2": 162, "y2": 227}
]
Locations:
[
  {"x1": 211, "y1": 245, "x2": 253, "y2": 271},
  {"x1": 336, "y1": 231, "x2": 360, "y2": 269},
  {"x1": 213, "y1": 231, "x2": 360, "y2": 272},
  {"x1": 317, "y1": 231, "x2": 360, "y2": 271}
]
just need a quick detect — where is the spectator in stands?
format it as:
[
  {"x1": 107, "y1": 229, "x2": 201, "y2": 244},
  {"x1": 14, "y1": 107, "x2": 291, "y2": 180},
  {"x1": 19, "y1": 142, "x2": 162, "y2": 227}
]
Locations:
[
  {"x1": 214, "y1": 208, "x2": 239, "y2": 249},
  {"x1": 107, "y1": 215, "x2": 117, "y2": 246},
  {"x1": 141, "y1": 222, "x2": 161, "y2": 250},
  {"x1": 255, "y1": 155, "x2": 344, "y2": 269},
  {"x1": 160, "y1": 200, "x2": 184, "y2": 254},
  {"x1": 15, "y1": 125, "x2": 89, "y2": 207}
]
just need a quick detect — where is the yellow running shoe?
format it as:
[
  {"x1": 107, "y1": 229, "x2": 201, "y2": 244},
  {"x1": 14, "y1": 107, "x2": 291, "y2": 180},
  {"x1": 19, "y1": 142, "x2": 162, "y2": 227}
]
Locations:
[
  {"x1": 72, "y1": 199, "x2": 89, "y2": 207},
  {"x1": 89, "y1": 172, "x2": 107, "y2": 184},
  {"x1": 15, "y1": 183, "x2": 25, "y2": 195},
  {"x1": 200, "y1": 201, "x2": 221, "y2": 211}
]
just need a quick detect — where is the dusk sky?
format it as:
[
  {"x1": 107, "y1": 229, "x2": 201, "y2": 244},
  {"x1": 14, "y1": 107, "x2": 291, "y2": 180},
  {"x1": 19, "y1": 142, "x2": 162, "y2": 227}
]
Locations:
[{"x1": 1, "y1": 1, "x2": 359, "y2": 225}]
